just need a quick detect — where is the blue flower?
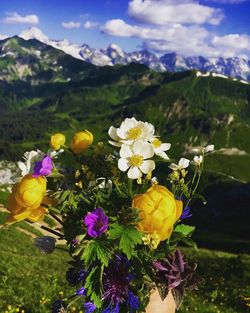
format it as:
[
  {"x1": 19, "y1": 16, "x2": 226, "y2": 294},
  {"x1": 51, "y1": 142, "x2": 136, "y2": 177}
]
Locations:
[
  {"x1": 84, "y1": 301, "x2": 96, "y2": 313},
  {"x1": 127, "y1": 291, "x2": 139, "y2": 312},
  {"x1": 66, "y1": 268, "x2": 86, "y2": 286},
  {"x1": 76, "y1": 287, "x2": 86, "y2": 296},
  {"x1": 180, "y1": 206, "x2": 192, "y2": 220},
  {"x1": 102, "y1": 303, "x2": 119, "y2": 313}
]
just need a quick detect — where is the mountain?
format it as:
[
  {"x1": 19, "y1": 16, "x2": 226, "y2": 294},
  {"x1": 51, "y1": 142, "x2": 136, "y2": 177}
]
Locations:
[{"x1": 6, "y1": 27, "x2": 248, "y2": 82}]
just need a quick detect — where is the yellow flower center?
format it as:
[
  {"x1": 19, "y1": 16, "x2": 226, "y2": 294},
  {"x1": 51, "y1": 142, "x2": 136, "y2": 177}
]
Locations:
[
  {"x1": 152, "y1": 138, "x2": 162, "y2": 148},
  {"x1": 129, "y1": 155, "x2": 144, "y2": 167},
  {"x1": 127, "y1": 127, "x2": 142, "y2": 140}
]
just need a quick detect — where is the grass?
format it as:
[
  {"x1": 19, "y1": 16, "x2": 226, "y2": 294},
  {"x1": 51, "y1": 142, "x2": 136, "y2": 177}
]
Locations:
[{"x1": 0, "y1": 214, "x2": 249, "y2": 313}]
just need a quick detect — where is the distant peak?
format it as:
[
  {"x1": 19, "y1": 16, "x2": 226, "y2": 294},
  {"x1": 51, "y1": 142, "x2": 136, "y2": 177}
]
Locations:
[{"x1": 19, "y1": 27, "x2": 49, "y2": 43}]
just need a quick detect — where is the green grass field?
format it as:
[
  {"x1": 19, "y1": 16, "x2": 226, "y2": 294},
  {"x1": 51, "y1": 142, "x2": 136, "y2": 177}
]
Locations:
[{"x1": 0, "y1": 210, "x2": 249, "y2": 313}]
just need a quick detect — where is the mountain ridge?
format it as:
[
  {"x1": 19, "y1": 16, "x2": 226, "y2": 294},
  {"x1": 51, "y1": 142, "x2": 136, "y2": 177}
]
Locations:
[{"x1": 1, "y1": 27, "x2": 247, "y2": 82}]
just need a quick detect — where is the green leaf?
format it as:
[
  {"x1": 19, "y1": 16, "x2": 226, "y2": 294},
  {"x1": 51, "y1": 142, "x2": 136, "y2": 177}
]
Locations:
[
  {"x1": 109, "y1": 224, "x2": 142, "y2": 259},
  {"x1": 181, "y1": 237, "x2": 198, "y2": 251},
  {"x1": 85, "y1": 265, "x2": 103, "y2": 308},
  {"x1": 174, "y1": 224, "x2": 195, "y2": 237},
  {"x1": 81, "y1": 241, "x2": 97, "y2": 267},
  {"x1": 95, "y1": 240, "x2": 110, "y2": 266},
  {"x1": 81, "y1": 240, "x2": 110, "y2": 267}
]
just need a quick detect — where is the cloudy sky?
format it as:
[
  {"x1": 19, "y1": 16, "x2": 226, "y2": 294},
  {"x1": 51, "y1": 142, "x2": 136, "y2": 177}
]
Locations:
[{"x1": 0, "y1": 0, "x2": 250, "y2": 57}]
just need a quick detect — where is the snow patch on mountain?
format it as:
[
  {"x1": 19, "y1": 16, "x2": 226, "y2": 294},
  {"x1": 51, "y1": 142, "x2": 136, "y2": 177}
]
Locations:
[{"x1": 17, "y1": 27, "x2": 250, "y2": 82}]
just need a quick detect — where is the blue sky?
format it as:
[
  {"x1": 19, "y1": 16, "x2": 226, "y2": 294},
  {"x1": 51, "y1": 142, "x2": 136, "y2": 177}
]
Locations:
[{"x1": 0, "y1": 0, "x2": 250, "y2": 57}]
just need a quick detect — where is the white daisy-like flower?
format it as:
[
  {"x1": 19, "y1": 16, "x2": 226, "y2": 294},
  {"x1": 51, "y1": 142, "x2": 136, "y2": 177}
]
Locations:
[
  {"x1": 150, "y1": 137, "x2": 171, "y2": 160},
  {"x1": 108, "y1": 117, "x2": 155, "y2": 147},
  {"x1": 193, "y1": 155, "x2": 203, "y2": 166},
  {"x1": 169, "y1": 158, "x2": 190, "y2": 171},
  {"x1": 192, "y1": 144, "x2": 214, "y2": 154},
  {"x1": 118, "y1": 141, "x2": 155, "y2": 179},
  {"x1": 48, "y1": 148, "x2": 64, "y2": 159},
  {"x1": 17, "y1": 150, "x2": 45, "y2": 177}
]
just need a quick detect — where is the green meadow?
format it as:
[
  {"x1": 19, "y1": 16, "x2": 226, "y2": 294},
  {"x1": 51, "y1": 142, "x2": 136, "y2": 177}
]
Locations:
[{"x1": 0, "y1": 206, "x2": 249, "y2": 313}]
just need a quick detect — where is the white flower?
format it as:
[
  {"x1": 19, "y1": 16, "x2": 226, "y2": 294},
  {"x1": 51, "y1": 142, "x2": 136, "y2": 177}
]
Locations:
[
  {"x1": 169, "y1": 158, "x2": 190, "y2": 171},
  {"x1": 204, "y1": 145, "x2": 214, "y2": 153},
  {"x1": 48, "y1": 148, "x2": 64, "y2": 158},
  {"x1": 192, "y1": 144, "x2": 214, "y2": 154},
  {"x1": 96, "y1": 177, "x2": 113, "y2": 196},
  {"x1": 150, "y1": 137, "x2": 171, "y2": 160},
  {"x1": 109, "y1": 117, "x2": 155, "y2": 146},
  {"x1": 193, "y1": 155, "x2": 203, "y2": 166},
  {"x1": 17, "y1": 150, "x2": 45, "y2": 177},
  {"x1": 118, "y1": 141, "x2": 155, "y2": 179}
]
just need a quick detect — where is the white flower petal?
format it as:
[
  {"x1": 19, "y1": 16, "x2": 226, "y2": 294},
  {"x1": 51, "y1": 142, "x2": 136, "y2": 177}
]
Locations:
[
  {"x1": 134, "y1": 141, "x2": 154, "y2": 159},
  {"x1": 118, "y1": 158, "x2": 130, "y2": 171},
  {"x1": 120, "y1": 144, "x2": 133, "y2": 158},
  {"x1": 155, "y1": 150, "x2": 169, "y2": 160},
  {"x1": 139, "y1": 160, "x2": 155, "y2": 174},
  {"x1": 108, "y1": 126, "x2": 119, "y2": 141},
  {"x1": 128, "y1": 166, "x2": 142, "y2": 179},
  {"x1": 109, "y1": 140, "x2": 122, "y2": 147},
  {"x1": 169, "y1": 163, "x2": 179, "y2": 171},
  {"x1": 117, "y1": 128, "x2": 127, "y2": 140},
  {"x1": 178, "y1": 158, "x2": 190, "y2": 169},
  {"x1": 160, "y1": 143, "x2": 171, "y2": 151},
  {"x1": 205, "y1": 145, "x2": 214, "y2": 153}
]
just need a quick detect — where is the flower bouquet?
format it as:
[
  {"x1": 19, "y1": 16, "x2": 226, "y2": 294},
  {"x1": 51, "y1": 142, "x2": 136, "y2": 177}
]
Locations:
[{"x1": 5, "y1": 117, "x2": 214, "y2": 313}]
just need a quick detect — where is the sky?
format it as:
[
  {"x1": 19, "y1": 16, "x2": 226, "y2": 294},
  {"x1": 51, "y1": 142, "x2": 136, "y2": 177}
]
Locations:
[{"x1": 0, "y1": 0, "x2": 250, "y2": 58}]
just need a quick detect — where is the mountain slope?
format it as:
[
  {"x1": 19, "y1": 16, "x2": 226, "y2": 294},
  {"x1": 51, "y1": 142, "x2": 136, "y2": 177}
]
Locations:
[{"x1": 3, "y1": 27, "x2": 248, "y2": 82}]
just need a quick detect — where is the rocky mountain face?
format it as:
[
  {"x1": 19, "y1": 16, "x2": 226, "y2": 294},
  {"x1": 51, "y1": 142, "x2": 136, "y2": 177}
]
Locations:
[{"x1": 0, "y1": 27, "x2": 245, "y2": 82}]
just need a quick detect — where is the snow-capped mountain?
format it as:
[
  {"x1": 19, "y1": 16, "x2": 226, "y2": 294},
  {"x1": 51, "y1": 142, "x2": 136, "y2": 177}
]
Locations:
[{"x1": 2, "y1": 27, "x2": 250, "y2": 81}]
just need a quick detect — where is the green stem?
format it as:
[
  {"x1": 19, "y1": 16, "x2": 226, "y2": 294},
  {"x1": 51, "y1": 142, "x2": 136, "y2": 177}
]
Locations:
[
  {"x1": 49, "y1": 212, "x2": 63, "y2": 225},
  {"x1": 128, "y1": 178, "x2": 133, "y2": 195},
  {"x1": 40, "y1": 225, "x2": 64, "y2": 239}
]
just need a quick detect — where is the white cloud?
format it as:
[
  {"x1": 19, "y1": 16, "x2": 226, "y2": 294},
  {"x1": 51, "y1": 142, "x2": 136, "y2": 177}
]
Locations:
[
  {"x1": 212, "y1": 34, "x2": 250, "y2": 50},
  {"x1": 83, "y1": 21, "x2": 99, "y2": 29},
  {"x1": 62, "y1": 21, "x2": 81, "y2": 29},
  {"x1": 128, "y1": 0, "x2": 224, "y2": 25},
  {"x1": 2, "y1": 12, "x2": 39, "y2": 25},
  {"x1": 206, "y1": 0, "x2": 248, "y2": 3},
  {"x1": 102, "y1": 19, "x2": 250, "y2": 57},
  {"x1": 0, "y1": 34, "x2": 8, "y2": 40}
]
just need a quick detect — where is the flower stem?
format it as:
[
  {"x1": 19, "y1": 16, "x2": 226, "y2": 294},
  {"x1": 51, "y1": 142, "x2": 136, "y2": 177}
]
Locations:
[
  {"x1": 40, "y1": 225, "x2": 64, "y2": 239},
  {"x1": 49, "y1": 212, "x2": 64, "y2": 225}
]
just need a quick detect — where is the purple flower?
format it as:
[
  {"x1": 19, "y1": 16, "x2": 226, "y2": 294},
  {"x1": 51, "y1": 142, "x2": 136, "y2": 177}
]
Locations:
[
  {"x1": 127, "y1": 291, "x2": 139, "y2": 313},
  {"x1": 180, "y1": 206, "x2": 192, "y2": 220},
  {"x1": 84, "y1": 302, "x2": 96, "y2": 313},
  {"x1": 76, "y1": 287, "x2": 86, "y2": 296},
  {"x1": 153, "y1": 250, "x2": 203, "y2": 309},
  {"x1": 102, "y1": 255, "x2": 138, "y2": 313},
  {"x1": 84, "y1": 208, "x2": 108, "y2": 237},
  {"x1": 66, "y1": 268, "x2": 86, "y2": 286},
  {"x1": 33, "y1": 155, "x2": 53, "y2": 177}
]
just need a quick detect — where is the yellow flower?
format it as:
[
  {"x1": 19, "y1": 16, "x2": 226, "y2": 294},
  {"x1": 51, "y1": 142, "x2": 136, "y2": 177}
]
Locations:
[
  {"x1": 5, "y1": 174, "x2": 47, "y2": 224},
  {"x1": 50, "y1": 133, "x2": 66, "y2": 150},
  {"x1": 15, "y1": 174, "x2": 46, "y2": 208},
  {"x1": 132, "y1": 185, "x2": 183, "y2": 243},
  {"x1": 70, "y1": 130, "x2": 93, "y2": 154}
]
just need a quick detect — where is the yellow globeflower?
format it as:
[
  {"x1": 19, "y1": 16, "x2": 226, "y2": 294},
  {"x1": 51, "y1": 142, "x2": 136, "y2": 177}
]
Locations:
[
  {"x1": 5, "y1": 174, "x2": 47, "y2": 224},
  {"x1": 50, "y1": 133, "x2": 66, "y2": 150},
  {"x1": 132, "y1": 185, "x2": 183, "y2": 242},
  {"x1": 15, "y1": 174, "x2": 46, "y2": 208},
  {"x1": 70, "y1": 130, "x2": 93, "y2": 154}
]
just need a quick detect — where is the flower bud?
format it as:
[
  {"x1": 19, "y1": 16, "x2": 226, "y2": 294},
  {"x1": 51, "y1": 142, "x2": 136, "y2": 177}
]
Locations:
[
  {"x1": 50, "y1": 133, "x2": 66, "y2": 150},
  {"x1": 70, "y1": 130, "x2": 93, "y2": 154}
]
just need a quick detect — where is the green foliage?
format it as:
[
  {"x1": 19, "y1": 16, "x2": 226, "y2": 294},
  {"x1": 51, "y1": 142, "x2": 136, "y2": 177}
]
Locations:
[
  {"x1": 109, "y1": 224, "x2": 142, "y2": 259},
  {"x1": 81, "y1": 239, "x2": 110, "y2": 267}
]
